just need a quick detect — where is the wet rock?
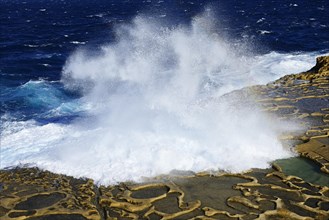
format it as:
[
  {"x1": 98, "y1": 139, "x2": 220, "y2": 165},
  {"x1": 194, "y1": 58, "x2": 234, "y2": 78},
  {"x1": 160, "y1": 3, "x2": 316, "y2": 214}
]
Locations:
[{"x1": 0, "y1": 168, "x2": 101, "y2": 220}]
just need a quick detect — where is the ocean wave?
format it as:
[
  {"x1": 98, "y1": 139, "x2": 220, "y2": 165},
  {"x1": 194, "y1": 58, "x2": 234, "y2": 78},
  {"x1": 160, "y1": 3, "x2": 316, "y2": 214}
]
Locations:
[
  {"x1": 258, "y1": 30, "x2": 272, "y2": 35},
  {"x1": 70, "y1": 41, "x2": 87, "y2": 45},
  {"x1": 24, "y1": 43, "x2": 53, "y2": 48},
  {"x1": 0, "y1": 80, "x2": 83, "y2": 123},
  {"x1": 1, "y1": 11, "x2": 326, "y2": 184}
]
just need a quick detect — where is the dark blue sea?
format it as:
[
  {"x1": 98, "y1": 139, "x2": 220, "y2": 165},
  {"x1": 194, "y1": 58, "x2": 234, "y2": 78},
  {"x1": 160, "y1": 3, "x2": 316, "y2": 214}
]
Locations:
[{"x1": 1, "y1": 0, "x2": 328, "y2": 184}]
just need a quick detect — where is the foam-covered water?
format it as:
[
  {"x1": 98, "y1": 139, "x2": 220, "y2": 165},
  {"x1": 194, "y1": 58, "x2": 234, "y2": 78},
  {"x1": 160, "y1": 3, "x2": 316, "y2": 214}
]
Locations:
[{"x1": 1, "y1": 1, "x2": 328, "y2": 184}]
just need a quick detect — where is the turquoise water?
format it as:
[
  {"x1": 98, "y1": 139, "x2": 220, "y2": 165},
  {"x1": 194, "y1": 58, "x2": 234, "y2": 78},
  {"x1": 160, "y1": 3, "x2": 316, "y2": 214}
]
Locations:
[{"x1": 275, "y1": 157, "x2": 329, "y2": 187}]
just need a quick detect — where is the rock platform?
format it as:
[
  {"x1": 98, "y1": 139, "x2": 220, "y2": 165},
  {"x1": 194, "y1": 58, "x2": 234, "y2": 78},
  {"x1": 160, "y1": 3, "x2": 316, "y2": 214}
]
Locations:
[{"x1": 1, "y1": 56, "x2": 328, "y2": 220}]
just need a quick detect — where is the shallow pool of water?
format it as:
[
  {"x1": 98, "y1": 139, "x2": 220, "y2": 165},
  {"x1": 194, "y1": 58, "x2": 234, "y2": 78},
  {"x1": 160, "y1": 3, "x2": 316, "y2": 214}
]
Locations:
[{"x1": 275, "y1": 157, "x2": 329, "y2": 186}]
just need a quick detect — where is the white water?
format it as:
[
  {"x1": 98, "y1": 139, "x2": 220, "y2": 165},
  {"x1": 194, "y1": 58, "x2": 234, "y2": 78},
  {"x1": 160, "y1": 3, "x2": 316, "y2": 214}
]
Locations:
[{"x1": 0, "y1": 13, "x2": 319, "y2": 184}]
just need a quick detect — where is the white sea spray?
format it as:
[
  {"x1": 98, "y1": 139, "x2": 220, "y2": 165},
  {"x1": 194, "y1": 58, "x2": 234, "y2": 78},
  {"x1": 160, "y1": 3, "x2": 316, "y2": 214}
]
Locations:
[{"x1": 1, "y1": 12, "x2": 316, "y2": 184}]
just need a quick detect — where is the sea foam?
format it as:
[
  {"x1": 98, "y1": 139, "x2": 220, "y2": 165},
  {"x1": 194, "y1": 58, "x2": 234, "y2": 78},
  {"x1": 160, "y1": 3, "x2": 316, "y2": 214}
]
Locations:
[{"x1": 1, "y1": 12, "x2": 318, "y2": 184}]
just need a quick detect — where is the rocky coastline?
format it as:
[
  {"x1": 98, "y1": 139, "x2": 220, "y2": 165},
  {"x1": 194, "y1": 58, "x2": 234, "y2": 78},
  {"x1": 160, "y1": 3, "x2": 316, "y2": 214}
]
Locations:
[{"x1": 1, "y1": 56, "x2": 328, "y2": 220}]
